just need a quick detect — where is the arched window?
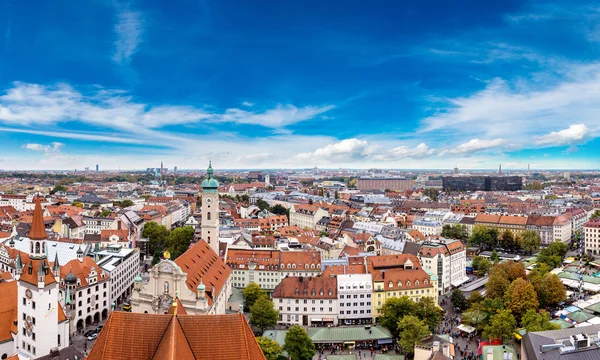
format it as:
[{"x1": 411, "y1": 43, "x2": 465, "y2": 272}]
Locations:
[
  {"x1": 207, "y1": 212, "x2": 211, "y2": 221},
  {"x1": 388, "y1": 281, "x2": 393, "y2": 288},
  {"x1": 311, "y1": 289, "x2": 316, "y2": 296},
  {"x1": 415, "y1": 280, "x2": 419, "y2": 286},
  {"x1": 42, "y1": 243, "x2": 45, "y2": 253},
  {"x1": 295, "y1": 288, "x2": 299, "y2": 295},
  {"x1": 292, "y1": 264, "x2": 296, "y2": 269},
  {"x1": 397, "y1": 281, "x2": 402, "y2": 287},
  {"x1": 424, "y1": 279, "x2": 428, "y2": 285},
  {"x1": 35, "y1": 242, "x2": 40, "y2": 254},
  {"x1": 406, "y1": 281, "x2": 411, "y2": 286},
  {"x1": 320, "y1": 290, "x2": 323, "y2": 296},
  {"x1": 207, "y1": 236, "x2": 211, "y2": 243},
  {"x1": 328, "y1": 289, "x2": 332, "y2": 296},
  {"x1": 305, "y1": 264, "x2": 309, "y2": 269},
  {"x1": 31, "y1": 243, "x2": 33, "y2": 253},
  {"x1": 311, "y1": 264, "x2": 315, "y2": 269}
]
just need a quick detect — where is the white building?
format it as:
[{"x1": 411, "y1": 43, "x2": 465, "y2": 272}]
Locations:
[
  {"x1": 337, "y1": 274, "x2": 373, "y2": 325},
  {"x1": 412, "y1": 219, "x2": 444, "y2": 236},
  {"x1": 131, "y1": 240, "x2": 232, "y2": 315},
  {"x1": 82, "y1": 217, "x2": 117, "y2": 235},
  {"x1": 93, "y1": 246, "x2": 140, "y2": 306},
  {"x1": 418, "y1": 238, "x2": 468, "y2": 295},
  {"x1": 59, "y1": 248, "x2": 112, "y2": 334},
  {"x1": 289, "y1": 204, "x2": 329, "y2": 230},
  {"x1": 584, "y1": 219, "x2": 600, "y2": 255},
  {"x1": 272, "y1": 276, "x2": 338, "y2": 326},
  {"x1": 225, "y1": 248, "x2": 322, "y2": 292},
  {"x1": 200, "y1": 162, "x2": 221, "y2": 256}
]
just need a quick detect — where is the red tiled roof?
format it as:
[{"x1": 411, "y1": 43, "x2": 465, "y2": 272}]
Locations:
[
  {"x1": 174, "y1": 240, "x2": 231, "y2": 306},
  {"x1": 87, "y1": 312, "x2": 265, "y2": 360},
  {"x1": 272, "y1": 276, "x2": 337, "y2": 299},
  {"x1": 60, "y1": 257, "x2": 109, "y2": 289}
]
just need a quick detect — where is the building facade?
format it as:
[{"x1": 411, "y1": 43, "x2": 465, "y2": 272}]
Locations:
[
  {"x1": 418, "y1": 239, "x2": 468, "y2": 294},
  {"x1": 272, "y1": 276, "x2": 338, "y2": 326},
  {"x1": 337, "y1": 274, "x2": 373, "y2": 325},
  {"x1": 584, "y1": 219, "x2": 600, "y2": 255},
  {"x1": 93, "y1": 246, "x2": 140, "y2": 306},
  {"x1": 200, "y1": 162, "x2": 220, "y2": 256},
  {"x1": 289, "y1": 204, "x2": 329, "y2": 229},
  {"x1": 357, "y1": 178, "x2": 414, "y2": 191}
]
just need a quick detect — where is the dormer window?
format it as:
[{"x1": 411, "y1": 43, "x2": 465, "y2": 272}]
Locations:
[
  {"x1": 424, "y1": 279, "x2": 428, "y2": 285},
  {"x1": 415, "y1": 280, "x2": 419, "y2": 286},
  {"x1": 320, "y1": 290, "x2": 323, "y2": 296},
  {"x1": 397, "y1": 281, "x2": 402, "y2": 287},
  {"x1": 295, "y1": 288, "x2": 299, "y2": 295},
  {"x1": 311, "y1": 289, "x2": 316, "y2": 296},
  {"x1": 328, "y1": 290, "x2": 332, "y2": 296},
  {"x1": 388, "y1": 281, "x2": 393, "y2": 288}
]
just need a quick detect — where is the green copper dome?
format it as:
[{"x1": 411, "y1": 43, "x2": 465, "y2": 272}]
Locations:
[
  {"x1": 134, "y1": 275, "x2": 143, "y2": 283},
  {"x1": 201, "y1": 161, "x2": 219, "y2": 192}
]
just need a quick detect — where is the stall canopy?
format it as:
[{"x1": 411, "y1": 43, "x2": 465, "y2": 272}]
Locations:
[{"x1": 457, "y1": 324, "x2": 476, "y2": 334}]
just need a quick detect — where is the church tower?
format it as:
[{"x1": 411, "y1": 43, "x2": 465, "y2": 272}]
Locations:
[
  {"x1": 17, "y1": 197, "x2": 61, "y2": 358},
  {"x1": 201, "y1": 162, "x2": 220, "y2": 256}
]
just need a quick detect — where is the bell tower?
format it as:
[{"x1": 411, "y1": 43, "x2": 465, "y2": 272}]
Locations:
[{"x1": 201, "y1": 162, "x2": 220, "y2": 256}]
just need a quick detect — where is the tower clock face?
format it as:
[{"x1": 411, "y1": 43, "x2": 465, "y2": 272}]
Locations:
[
  {"x1": 25, "y1": 289, "x2": 33, "y2": 300},
  {"x1": 205, "y1": 197, "x2": 213, "y2": 204}
]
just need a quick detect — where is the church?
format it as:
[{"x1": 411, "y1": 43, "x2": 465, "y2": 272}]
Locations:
[
  {"x1": 131, "y1": 162, "x2": 232, "y2": 315},
  {"x1": 0, "y1": 198, "x2": 70, "y2": 359}
]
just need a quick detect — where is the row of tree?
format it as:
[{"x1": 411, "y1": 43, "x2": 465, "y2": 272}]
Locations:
[
  {"x1": 142, "y1": 222, "x2": 195, "y2": 264},
  {"x1": 379, "y1": 296, "x2": 443, "y2": 354},
  {"x1": 455, "y1": 259, "x2": 566, "y2": 340}
]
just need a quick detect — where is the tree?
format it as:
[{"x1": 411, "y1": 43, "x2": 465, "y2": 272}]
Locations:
[
  {"x1": 520, "y1": 230, "x2": 541, "y2": 255},
  {"x1": 463, "y1": 304, "x2": 487, "y2": 331},
  {"x1": 477, "y1": 258, "x2": 492, "y2": 278},
  {"x1": 270, "y1": 204, "x2": 289, "y2": 218},
  {"x1": 521, "y1": 310, "x2": 560, "y2": 332},
  {"x1": 114, "y1": 199, "x2": 134, "y2": 208},
  {"x1": 99, "y1": 209, "x2": 112, "y2": 217},
  {"x1": 71, "y1": 201, "x2": 84, "y2": 208},
  {"x1": 500, "y1": 230, "x2": 517, "y2": 251},
  {"x1": 50, "y1": 184, "x2": 67, "y2": 194},
  {"x1": 592, "y1": 210, "x2": 600, "y2": 220},
  {"x1": 505, "y1": 278, "x2": 539, "y2": 319},
  {"x1": 537, "y1": 241, "x2": 569, "y2": 268},
  {"x1": 451, "y1": 289, "x2": 468, "y2": 311},
  {"x1": 257, "y1": 336, "x2": 283, "y2": 360},
  {"x1": 142, "y1": 221, "x2": 171, "y2": 256},
  {"x1": 442, "y1": 224, "x2": 468, "y2": 241},
  {"x1": 256, "y1": 199, "x2": 270, "y2": 211},
  {"x1": 284, "y1": 325, "x2": 316, "y2": 360},
  {"x1": 379, "y1": 296, "x2": 415, "y2": 337},
  {"x1": 468, "y1": 291, "x2": 484, "y2": 306},
  {"x1": 489, "y1": 261, "x2": 526, "y2": 282},
  {"x1": 243, "y1": 282, "x2": 266, "y2": 310},
  {"x1": 334, "y1": 190, "x2": 339, "y2": 199},
  {"x1": 414, "y1": 296, "x2": 444, "y2": 331},
  {"x1": 250, "y1": 295, "x2": 279, "y2": 333},
  {"x1": 397, "y1": 315, "x2": 430, "y2": 355},
  {"x1": 537, "y1": 273, "x2": 566, "y2": 308},
  {"x1": 486, "y1": 274, "x2": 510, "y2": 299},
  {"x1": 483, "y1": 310, "x2": 516, "y2": 341},
  {"x1": 490, "y1": 250, "x2": 500, "y2": 263},
  {"x1": 166, "y1": 226, "x2": 194, "y2": 259},
  {"x1": 470, "y1": 226, "x2": 498, "y2": 250}
]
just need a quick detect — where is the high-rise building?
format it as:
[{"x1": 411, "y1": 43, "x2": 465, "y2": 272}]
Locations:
[
  {"x1": 96, "y1": 164, "x2": 99, "y2": 172},
  {"x1": 201, "y1": 162, "x2": 220, "y2": 256},
  {"x1": 173, "y1": 166, "x2": 178, "y2": 174},
  {"x1": 442, "y1": 176, "x2": 522, "y2": 191},
  {"x1": 356, "y1": 177, "x2": 413, "y2": 191}
]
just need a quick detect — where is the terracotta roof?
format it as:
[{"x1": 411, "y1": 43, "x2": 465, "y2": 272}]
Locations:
[
  {"x1": 19, "y1": 257, "x2": 57, "y2": 287},
  {"x1": 585, "y1": 220, "x2": 600, "y2": 229},
  {"x1": 167, "y1": 298, "x2": 188, "y2": 315},
  {"x1": 0, "y1": 281, "x2": 18, "y2": 342},
  {"x1": 60, "y1": 257, "x2": 109, "y2": 289},
  {"x1": 527, "y1": 215, "x2": 555, "y2": 227},
  {"x1": 498, "y1": 215, "x2": 527, "y2": 226},
  {"x1": 366, "y1": 254, "x2": 421, "y2": 272},
  {"x1": 372, "y1": 268, "x2": 432, "y2": 291},
  {"x1": 87, "y1": 312, "x2": 265, "y2": 360},
  {"x1": 58, "y1": 301, "x2": 67, "y2": 323},
  {"x1": 407, "y1": 229, "x2": 426, "y2": 241},
  {"x1": 474, "y1": 214, "x2": 501, "y2": 224},
  {"x1": 29, "y1": 197, "x2": 48, "y2": 240},
  {"x1": 322, "y1": 264, "x2": 366, "y2": 276},
  {"x1": 0, "y1": 231, "x2": 10, "y2": 239},
  {"x1": 272, "y1": 276, "x2": 337, "y2": 299},
  {"x1": 100, "y1": 229, "x2": 129, "y2": 242},
  {"x1": 174, "y1": 240, "x2": 231, "y2": 306}
]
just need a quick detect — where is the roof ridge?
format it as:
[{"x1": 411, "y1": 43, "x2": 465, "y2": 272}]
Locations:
[
  {"x1": 239, "y1": 313, "x2": 252, "y2": 360},
  {"x1": 151, "y1": 315, "x2": 177, "y2": 360},
  {"x1": 176, "y1": 315, "x2": 196, "y2": 359}
]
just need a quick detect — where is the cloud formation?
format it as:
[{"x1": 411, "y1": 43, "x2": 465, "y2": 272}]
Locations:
[
  {"x1": 112, "y1": 8, "x2": 143, "y2": 65},
  {"x1": 22, "y1": 142, "x2": 64, "y2": 154},
  {"x1": 535, "y1": 124, "x2": 589, "y2": 146},
  {"x1": 450, "y1": 138, "x2": 506, "y2": 154}
]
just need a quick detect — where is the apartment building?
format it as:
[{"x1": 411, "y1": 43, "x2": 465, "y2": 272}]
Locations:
[
  {"x1": 337, "y1": 274, "x2": 373, "y2": 325},
  {"x1": 584, "y1": 219, "x2": 600, "y2": 255},
  {"x1": 272, "y1": 276, "x2": 338, "y2": 326},
  {"x1": 412, "y1": 219, "x2": 444, "y2": 236},
  {"x1": 418, "y1": 239, "x2": 468, "y2": 294},
  {"x1": 289, "y1": 204, "x2": 329, "y2": 229},
  {"x1": 93, "y1": 246, "x2": 140, "y2": 306}
]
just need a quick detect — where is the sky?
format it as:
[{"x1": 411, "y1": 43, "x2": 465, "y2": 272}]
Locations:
[{"x1": 1, "y1": 0, "x2": 600, "y2": 170}]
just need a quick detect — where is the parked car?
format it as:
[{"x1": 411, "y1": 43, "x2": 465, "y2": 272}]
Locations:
[
  {"x1": 95, "y1": 326, "x2": 103, "y2": 333},
  {"x1": 84, "y1": 330, "x2": 95, "y2": 337},
  {"x1": 87, "y1": 333, "x2": 98, "y2": 341}
]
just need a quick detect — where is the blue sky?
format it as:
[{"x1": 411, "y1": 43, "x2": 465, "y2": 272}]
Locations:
[{"x1": 0, "y1": 0, "x2": 599, "y2": 170}]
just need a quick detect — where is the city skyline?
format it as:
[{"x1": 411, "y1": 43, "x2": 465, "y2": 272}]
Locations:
[{"x1": 1, "y1": 0, "x2": 600, "y2": 170}]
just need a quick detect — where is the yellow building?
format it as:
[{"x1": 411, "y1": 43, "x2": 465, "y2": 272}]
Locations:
[{"x1": 372, "y1": 266, "x2": 438, "y2": 317}]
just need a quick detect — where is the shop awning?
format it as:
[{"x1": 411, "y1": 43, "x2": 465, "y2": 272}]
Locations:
[
  {"x1": 451, "y1": 277, "x2": 471, "y2": 287},
  {"x1": 311, "y1": 318, "x2": 323, "y2": 322},
  {"x1": 323, "y1": 318, "x2": 335, "y2": 322},
  {"x1": 457, "y1": 324, "x2": 476, "y2": 334},
  {"x1": 378, "y1": 339, "x2": 393, "y2": 345}
]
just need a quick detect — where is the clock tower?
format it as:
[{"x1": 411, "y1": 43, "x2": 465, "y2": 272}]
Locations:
[{"x1": 201, "y1": 162, "x2": 220, "y2": 256}]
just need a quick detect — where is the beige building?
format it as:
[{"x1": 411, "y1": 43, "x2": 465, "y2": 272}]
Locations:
[
  {"x1": 357, "y1": 178, "x2": 413, "y2": 191},
  {"x1": 289, "y1": 204, "x2": 329, "y2": 229}
]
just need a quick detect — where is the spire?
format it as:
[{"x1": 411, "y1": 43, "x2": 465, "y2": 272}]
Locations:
[
  {"x1": 16, "y1": 252, "x2": 22, "y2": 273},
  {"x1": 207, "y1": 161, "x2": 214, "y2": 178},
  {"x1": 29, "y1": 197, "x2": 47, "y2": 240},
  {"x1": 53, "y1": 252, "x2": 60, "y2": 272}
]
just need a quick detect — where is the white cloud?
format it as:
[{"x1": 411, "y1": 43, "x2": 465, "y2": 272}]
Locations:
[
  {"x1": 450, "y1": 138, "x2": 506, "y2": 154},
  {"x1": 0, "y1": 82, "x2": 335, "y2": 134},
  {"x1": 242, "y1": 101, "x2": 254, "y2": 107},
  {"x1": 420, "y1": 64, "x2": 600, "y2": 146},
  {"x1": 22, "y1": 142, "x2": 64, "y2": 154},
  {"x1": 294, "y1": 139, "x2": 436, "y2": 164},
  {"x1": 535, "y1": 124, "x2": 589, "y2": 146},
  {"x1": 112, "y1": 9, "x2": 143, "y2": 65},
  {"x1": 236, "y1": 152, "x2": 272, "y2": 164}
]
